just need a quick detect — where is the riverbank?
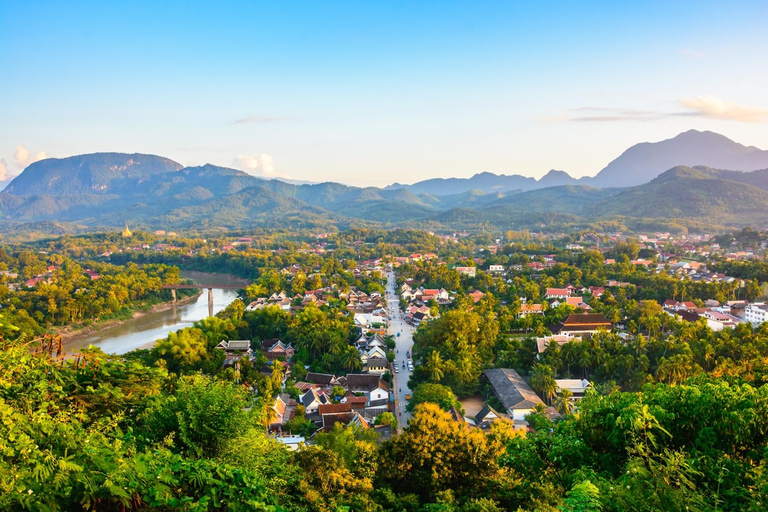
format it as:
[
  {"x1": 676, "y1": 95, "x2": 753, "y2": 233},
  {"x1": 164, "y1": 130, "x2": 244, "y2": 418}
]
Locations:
[{"x1": 57, "y1": 291, "x2": 202, "y2": 346}]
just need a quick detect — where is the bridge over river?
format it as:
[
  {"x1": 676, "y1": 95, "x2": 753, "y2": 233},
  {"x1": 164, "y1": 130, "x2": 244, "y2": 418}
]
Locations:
[{"x1": 163, "y1": 283, "x2": 246, "y2": 316}]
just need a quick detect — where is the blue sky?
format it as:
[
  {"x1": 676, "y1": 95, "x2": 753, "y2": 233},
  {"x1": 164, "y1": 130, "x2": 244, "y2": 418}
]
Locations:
[{"x1": 1, "y1": 1, "x2": 767, "y2": 186}]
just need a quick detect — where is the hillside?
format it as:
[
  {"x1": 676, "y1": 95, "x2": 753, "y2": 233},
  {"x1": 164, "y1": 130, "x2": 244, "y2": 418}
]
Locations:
[
  {"x1": 3, "y1": 153, "x2": 184, "y2": 196},
  {"x1": 586, "y1": 166, "x2": 768, "y2": 220},
  {"x1": 589, "y1": 130, "x2": 768, "y2": 188},
  {"x1": 157, "y1": 185, "x2": 339, "y2": 229},
  {"x1": 483, "y1": 185, "x2": 618, "y2": 215}
]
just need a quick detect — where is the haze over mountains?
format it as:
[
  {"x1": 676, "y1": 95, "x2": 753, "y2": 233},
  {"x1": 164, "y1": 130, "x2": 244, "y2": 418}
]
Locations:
[{"x1": 2, "y1": 129, "x2": 768, "y2": 234}]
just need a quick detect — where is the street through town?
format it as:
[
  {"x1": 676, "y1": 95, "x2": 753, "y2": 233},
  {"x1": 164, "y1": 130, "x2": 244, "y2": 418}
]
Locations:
[{"x1": 386, "y1": 270, "x2": 414, "y2": 428}]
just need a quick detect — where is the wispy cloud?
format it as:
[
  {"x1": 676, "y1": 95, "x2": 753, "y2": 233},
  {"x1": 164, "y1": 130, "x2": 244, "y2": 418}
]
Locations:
[
  {"x1": 547, "y1": 96, "x2": 768, "y2": 123},
  {"x1": 231, "y1": 115, "x2": 285, "y2": 125},
  {"x1": 679, "y1": 95, "x2": 768, "y2": 122},
  {"x1": 567, "y1": 107, "x2": 665, "y2": 122},
  {"x1": 233, "y1": 153, "x2": 290, "y2": 179}
]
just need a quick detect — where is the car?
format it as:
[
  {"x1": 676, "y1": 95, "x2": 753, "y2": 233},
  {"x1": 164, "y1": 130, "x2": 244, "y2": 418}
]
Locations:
[
  {"x1": 406, "y1": 350, "x2": 410, "y2": 358},
  {"x1": 394, "y1": 367, "x2": 399, "y2": 373},
  {"x1": 405, "y1": 393, "x2": 411, "y2": 400}
]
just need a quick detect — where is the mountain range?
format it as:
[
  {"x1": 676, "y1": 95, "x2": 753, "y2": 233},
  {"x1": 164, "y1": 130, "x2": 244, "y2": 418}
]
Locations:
[
  {"x1": 391, "y1": 130, "x2": 768, "y2": 194},
  {"x1": 2, "y1": 130, "x2": 768, "y2": 234}
]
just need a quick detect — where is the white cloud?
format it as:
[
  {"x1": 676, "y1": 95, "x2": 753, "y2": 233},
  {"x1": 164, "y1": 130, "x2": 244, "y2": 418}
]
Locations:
[
  {"x1": 13, "y1": 145, "x2": 48, "y2": 169},
  {"x1": 233, "y1": 153, "x2": 285, "y2": 178},
  {"x1": 0, "y1": 159, "x2": 11, "y2": 181},
  {"x1": 679, "y1": 95, "x2": 768, "y2": 122}
]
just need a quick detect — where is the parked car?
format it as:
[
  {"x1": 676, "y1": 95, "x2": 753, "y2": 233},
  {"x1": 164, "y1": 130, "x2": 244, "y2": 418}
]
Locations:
[{"x1": 405, "y1": 393, "x2": 411, "y2": 400}]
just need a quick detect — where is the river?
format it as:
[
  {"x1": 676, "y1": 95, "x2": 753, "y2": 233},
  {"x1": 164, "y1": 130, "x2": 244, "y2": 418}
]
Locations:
[{"x1": 64, "y1": 271, "x2": 245, "y2": 355}]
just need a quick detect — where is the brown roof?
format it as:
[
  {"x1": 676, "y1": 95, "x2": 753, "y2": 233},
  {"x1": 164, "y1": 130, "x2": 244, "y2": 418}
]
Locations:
[
  {"x1": 318, "y1": 403, "x2": 352, "y2": 415},
  {"x1": 561, "y1": 313, "x2": 610, "y2": 326},
  {"x1": 346, "y1": 373, "x2": 389, "y2": 392},
  {"x1": 305, "y1": 372, "x2": 336, "y2": 385}
]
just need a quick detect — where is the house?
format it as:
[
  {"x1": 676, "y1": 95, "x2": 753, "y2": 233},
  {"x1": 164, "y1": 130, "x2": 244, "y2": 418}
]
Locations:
[
  {"x1": 304, "y1": 372, "x2": 338, "y2": 386},
  {"x1": 84, "y1": 269, "x2": 101, "y2": 280},
  {"x1": 272, "y1": 395, "x2": 288, "y2": 426},
  {"x1": 468, "y1": 290, "x2": 486, "y2": 303},
  {"x1": 346, "y1": 374, "x2": 390, "y2": 402},
  {"x1": 488, "y1": 264, "x2": 505, "y2": 273},
  {"x1": 260, "y1": 338, "x2": 295, "y2": 361},
  {"x1": 361, "y1": 345, "x2": 387, "y2": 363},
  {"x1": 455, "y1": 266, "x2": 477, "y2": 277},
  {"x1": 300, "y1": 388, "x2": 329, "y2": 414},
  {"x1": 555, "y1": 379, "x2": 592, "y2": 400},
  {"x1": 483, "y1": 368, "x2": 546, "y2": 423},
  {"x1": 546, "y1": 288, "x2": 571, "y2": 299},
  {"x1": 364, "y1": 357, "x2": 388, "y2": 374},
  {"x1": 272, "y1": 435, "x2": 304, "y2": 450},
  {"x1": 474, "y1": 404, "x2": 502, "y2": 429},
  {"x1": 550, "y1": 313, "x2": 611, "y2": 337},
  {"x1": 318, "y1": 411, "x2": 370, "y2": 432},
  {"x1": 519, "y1": 303, "x2": 544, "y2": 317},
  {"x1": 588, "y1": 286, "x2": 605, "y2": 298},
  {"x1": 215, "y1": 340, "x2": 254, "y2": 366},
  {"x1": 701, "y1": 310, "x2": 741, "y2": 330},
  {"x1": 536, "y1": 334, "x2": 582, "y2": 354},
  {"x1": 745, "y1": 303, "x2": 768, "y2": 325},
  {"x1": 318, "y1": 402, "x2": 352, "y2": 417}
]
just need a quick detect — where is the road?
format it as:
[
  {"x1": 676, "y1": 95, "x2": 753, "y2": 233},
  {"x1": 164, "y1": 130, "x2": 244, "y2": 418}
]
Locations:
[{"x1": 386, "y1": 270, "x2": 414, "y2": 428}]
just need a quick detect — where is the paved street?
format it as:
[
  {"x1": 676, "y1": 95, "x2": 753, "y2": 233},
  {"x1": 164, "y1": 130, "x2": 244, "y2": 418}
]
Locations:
[{"x1": 386, "y1": 270, "x2": 414, "y2": 428}]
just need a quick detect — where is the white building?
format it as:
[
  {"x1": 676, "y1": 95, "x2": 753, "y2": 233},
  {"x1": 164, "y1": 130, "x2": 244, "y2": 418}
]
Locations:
[{"x1": 745, "y1": 303, "x2": 768, "y2": 326}]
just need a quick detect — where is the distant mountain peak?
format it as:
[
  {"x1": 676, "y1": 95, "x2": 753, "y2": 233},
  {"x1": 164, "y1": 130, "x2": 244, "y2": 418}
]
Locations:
[{"x1": 589, "y1": 130, "x2": 768, "y2": 188}]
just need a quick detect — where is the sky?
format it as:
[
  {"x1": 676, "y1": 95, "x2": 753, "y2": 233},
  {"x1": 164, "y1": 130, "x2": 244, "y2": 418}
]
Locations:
[{"x1": 1, "y1": 1, "x2": 768, "y2": 187}]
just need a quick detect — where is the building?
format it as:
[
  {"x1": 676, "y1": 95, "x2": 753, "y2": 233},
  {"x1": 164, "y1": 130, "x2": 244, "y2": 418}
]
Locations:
[
  {"x1": 546, "y1": 288, "x2": 571, "y2": 299},
  {"x1": 215, "y1": 340, "x2": 254, "y2": 366},
  {"x1": 536, "y1": 334, "x2": 582, "y2": 354},
  {"x1": 550, "y1": 313, "x2": 611, "y2": 337},
  {"x1": 483, "y1": 368, "x2": 545, "y2": 422},
  {"x1": 745, "y1": 303, "x2": 768, "y2": 325},
  {"x1": 554, "y1": 379, "x2": 592, "y2": 400},
  {"x1": 346, "y1": 374, "x2": 390, "y2": 402},
  {"x1": 519, "y1": 303, "x2": 544, "y2": 317}
]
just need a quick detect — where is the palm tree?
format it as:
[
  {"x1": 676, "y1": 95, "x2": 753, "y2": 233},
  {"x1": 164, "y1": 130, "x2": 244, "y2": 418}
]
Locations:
[
  {"x1": 340, "y1": 346, "x2": 362, "y2": 372},
  {"x1": 554, "y1": 388, "x2": 574, "y2": 415},
  {"x1": 530, "y1": 363, "x2": 558, "y2": 405},
  {"x1": 426, "y1": 350, "x2": 445, "y2": 382}
]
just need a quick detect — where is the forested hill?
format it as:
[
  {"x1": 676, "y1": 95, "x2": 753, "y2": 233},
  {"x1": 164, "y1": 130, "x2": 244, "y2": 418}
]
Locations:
[{"x1": 4, "y1": 152, "x2": 768, "y2": 234}]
